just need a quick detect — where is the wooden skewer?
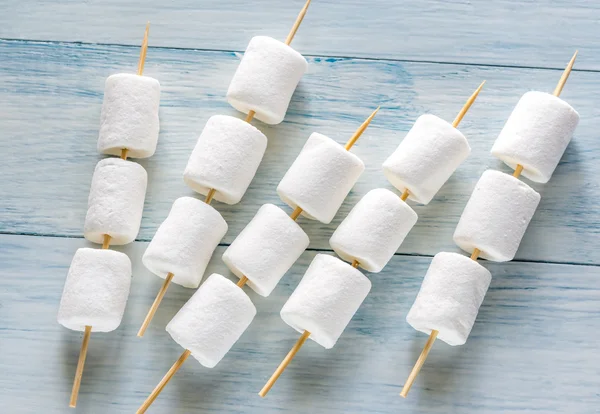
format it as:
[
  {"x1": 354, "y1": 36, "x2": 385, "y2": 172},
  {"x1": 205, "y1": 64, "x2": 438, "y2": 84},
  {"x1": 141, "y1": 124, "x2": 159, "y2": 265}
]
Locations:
[
  {"x1": 136, "y1": 349, "x2": 192, "y2": 414},
  {"x1": 351, "y1": 260, "x2": 360, "y2": 268},
  {"x1": 399, "y1": 329, "x2": 438, "y2": 398},
  {"x1": 69, "y1": 325, "x2": 92, "y2": 407},
  {"x1": 237, "y1": 275, "x2": 248, "y2": 288},
  {"x1": 514, "y1": 51, "x2": 577, "y2": 179},
  {"x1": 289, "y1": 206, "x2": 303, "y2": 221},
  {"x1": 259, "y1": 330, "x2": 311, "y2": 397},
  {"x1": 120, "y1": 148, "x2": 129, "y2": 160},
  {"x1": 400, "y1": 189, "x2": 410, "y2": 201},
  {"x1": 470, "y1": 248, "x2": 480, "y2": 261},
  {"x1": 137, "y1": 22, "x2": 150, "y2": 76},
  {"x1": 452, "y1": 81, "x2": 486, "y2": 128},
  {"x1": 137, "y1": 272, "x2": 174, "y2": 337},
  {"x1": 246, "y1": 110, "x2": 255, "y2": 123},
  {"x1": 285, "y1": 0, "x2": 312, "y2": 46},
  {"x1": 205, "y1": 188, "x2": 217, "y2": 204},
  {"x1": 102, "y1": 234, "x2": 111, "y2": 249}
]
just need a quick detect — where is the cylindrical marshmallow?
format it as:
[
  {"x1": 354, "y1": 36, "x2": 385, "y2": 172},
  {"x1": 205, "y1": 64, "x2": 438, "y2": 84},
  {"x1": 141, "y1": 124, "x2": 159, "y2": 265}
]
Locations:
[
  {"x1": 330, "y1": 188, "x2": 418, "y2": 272},
  {"x1": 84, "y1": 158, "x2": 148, "y2": 245},
  {"x1": 222, "y1": 204, "x2": 309, "y2": 297},
  {"x1": 280, "y1": 254, "x2": 371, "y2": 349},
  {"x1": 98, "y1": 73, "x2": 161, "y2": 158},
  {"x1": 453, "y1": 170, "x2": 541, "y2": 262},
  {"x1": 142, "y1": 197, "x2": 228, "y2": 288},
  {"x1": 491, "y1": 91, "x2": 579, "y2": 183},
  {"x1": 382, "y1": 114, "x2": 471, "y2": 204},
  {"x1": 58, "y1": 248, "x2": 132, "y2": 333},
  {"x1": 166, "y1": 273, "x2": 256, "y2": 368},
  {"x1": 183, "y1": 115, "x2": 267, "y2": 205},
  {"x1": 406, "y1": 252, "x2": 491, "y2": 346},
  {"x1": 277, "y1": 133, "x2": 365, "y2": 224},
  {"x1": 227, "y1": 36, "x2": 308, "y2": 125}
]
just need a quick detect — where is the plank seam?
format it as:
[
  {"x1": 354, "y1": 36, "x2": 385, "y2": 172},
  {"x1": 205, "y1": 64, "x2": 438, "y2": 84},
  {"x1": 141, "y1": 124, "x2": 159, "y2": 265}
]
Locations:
[
  {"x1": 1, "y1": 231, "x2": 598, "y2": 268},
  {"x1": 1, "y1": 38, "x2": 598, "y2": 74}
]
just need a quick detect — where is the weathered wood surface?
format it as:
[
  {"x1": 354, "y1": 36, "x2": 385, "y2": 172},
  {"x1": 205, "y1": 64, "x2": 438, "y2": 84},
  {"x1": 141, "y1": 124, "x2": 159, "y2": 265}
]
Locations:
[
  {"x1": 1, "y1": 234, "x2": 599, "y2": 413},
  {"x1": 1, "y1": 1, "x2": 599, "y2": 70},
  {"x1": 1, "y1": 40, "x2": 599, "y2": 264}
]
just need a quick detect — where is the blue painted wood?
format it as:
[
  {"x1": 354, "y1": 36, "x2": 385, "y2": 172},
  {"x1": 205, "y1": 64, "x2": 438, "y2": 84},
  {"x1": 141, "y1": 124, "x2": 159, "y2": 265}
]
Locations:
[
  {"x1": 1, "y1": 234, "x2": 599, "y2": 413},
  {"x1": 0, "y1": 1, "x2": 599, "y2": 70},
  {"x1": 1, "y1": 40, "x2": 599, "y2": 264}
]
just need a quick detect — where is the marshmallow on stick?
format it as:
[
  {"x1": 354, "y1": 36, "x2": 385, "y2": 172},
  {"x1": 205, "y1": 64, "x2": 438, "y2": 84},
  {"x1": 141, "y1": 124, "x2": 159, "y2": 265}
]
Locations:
[
  {"x1": 60, "y1": 25, "x2": 156, "y2": 408},
  {"x1": 259, "y1": 82, "x2": 485, "y2": 398},
  {"x1": 400, "y1": 52, "x2": 579, "y2": 398},
  {"x1": 136, "y1": 0, "x2": 313, "y2": 339}
]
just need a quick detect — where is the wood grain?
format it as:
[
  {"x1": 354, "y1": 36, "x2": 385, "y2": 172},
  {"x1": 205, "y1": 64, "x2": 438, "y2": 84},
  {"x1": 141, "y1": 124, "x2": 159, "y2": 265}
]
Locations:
[
  {"x1": 0, "y1": 1, "x2": 599, "y2": 70},
  {"x1": 1, "y1": 40, "x2": 599, "y2": 264},
  {"x1": 1, "y1": 234, "x2": 598, "y2": 413}
]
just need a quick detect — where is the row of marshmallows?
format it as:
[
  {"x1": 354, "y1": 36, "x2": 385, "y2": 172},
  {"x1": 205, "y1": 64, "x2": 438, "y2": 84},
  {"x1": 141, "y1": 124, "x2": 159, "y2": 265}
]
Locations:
[
  {"x1": 56, "y1": 8, "x2": 312, "y2": 406},
  {"x1": 401, "y1": 88, "x2": 579, "y2": 396}
]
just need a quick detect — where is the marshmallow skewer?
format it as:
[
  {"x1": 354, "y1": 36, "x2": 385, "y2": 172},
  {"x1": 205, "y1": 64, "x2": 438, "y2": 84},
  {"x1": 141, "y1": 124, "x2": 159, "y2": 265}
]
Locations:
[
  {"x1": 136, "y1": 2, "x2": 312, "y2": 337},
  {"x1": 399, "y1": 80, "x2": 486, "y2": 202},
  {"x1": 400, "y1": 54, "x2": 578, "y2": 398},
  {"x1": 257, "y1": 108, "x2": 379, "y2": 397},
  {"x1": 243, "y1": 0, "x2": 311, "y2": 125},
  {"x1": 67, "y1": 27, "x2": 151, "y2": 408}
]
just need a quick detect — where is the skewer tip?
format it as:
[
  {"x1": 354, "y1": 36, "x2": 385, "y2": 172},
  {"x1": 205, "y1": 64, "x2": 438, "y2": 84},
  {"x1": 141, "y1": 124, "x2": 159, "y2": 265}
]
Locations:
[
  {"x1": 344, "y1": 106, "x2": 381, "y2": 150},
  {"x1": 451, "y1": 81, "x2": 486, "y2": 128},
  {"x1": 553, "y1": 50, "x2": 578, "y2": 97},
  {"x1": 285, "y1": 0, "x2": 312, "y2": 45}
]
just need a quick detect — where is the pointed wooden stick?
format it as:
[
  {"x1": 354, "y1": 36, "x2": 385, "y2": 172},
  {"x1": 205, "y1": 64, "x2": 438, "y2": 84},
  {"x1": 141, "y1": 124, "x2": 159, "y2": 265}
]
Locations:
[
  {"x1": 285, "y1": 0, "x2": 312, "y2": 45},
  {"x1": 400, "y1": 329, "x2": 438, "y2": 398},
  {"x1": 553, "y1": 50, "x2": 578, "y2": 97},
  {"x1": 102, "y1": 234, "x2": 111, "y2": 249},
  {"x1": 205, "y1": 188, "x2": 216, "y2": 204},
  {"x1": 69, "y1": 325, "x2": 92, "y2": 407},
  {"x1": 137, "y1": 272, "x2": 174, "y2": 337},
  {"x1": 137, "y1": 22, "x2": 150, "y2": 76},
  {"x1": 137, "y1": 349, "x2": 191, "y2": 414},
  {"x1": 259, "y1": 330, "x2": 311, "y2": 397},
  {"x1": 470, "y1": 248, "x2": 480, "y2": 261},
  {"x1": 345, "y1": 106, "x2": 380, "y2": 150},
  {"x1": 514, "y1": 52, "x2": 578, "y2": 179},
  {"x1": 237, "y1": 275, "x2": 248, "y2": 288},
  {"x1": 452, "y1": 81, "x2": 486, "y2": 128}
]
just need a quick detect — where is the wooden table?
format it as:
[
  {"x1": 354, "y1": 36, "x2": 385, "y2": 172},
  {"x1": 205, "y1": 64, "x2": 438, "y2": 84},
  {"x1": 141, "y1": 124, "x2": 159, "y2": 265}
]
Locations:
[{"x1": 1, "y1": 1, "x2": 599, "y2": 412}]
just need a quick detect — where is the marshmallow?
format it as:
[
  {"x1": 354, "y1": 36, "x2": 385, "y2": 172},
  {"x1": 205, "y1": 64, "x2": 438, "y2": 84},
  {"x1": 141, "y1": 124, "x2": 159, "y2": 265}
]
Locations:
[
  {"x1": 58, "y1": 248, "x2": 132, "y2": 332},
  {"x1": 280, "y1": 254, "x2": 371, "y2": 349},
  {"x1": 166, "y1": 273, "x2": 256, "y2": 368},
  {"x1": 143, "y1": 197, "x2": 228, "y2": 288},
  {"x1": 227, "y1": 36, "x2": 308, "y2": 125},
  {"x1": 491, "y1": 91, "x2": 579, "y2": 183},
  {"x1": 223, "y1": 204, "x2": 309, "y2": 297},
  {"x1": 277, "y1": 133, "x2": 365, "y2": 224},
  {"x1": 84, "y1": 158, "x2": 147, "y2": 245},
  {"x1": 98, "y1": 73, "x2": 161, "y2": 158},
  {"x1": 406, "y1": 252, "x2": 491, "y2": 346},
  {"x1": 330, "y1": 188, "x2": 418, "y2": 272},
  {"x1": 383, "y1": 114, "x2": 471, "y2": 204},
  {"x1": 184, "y1": 115, "x2": 267, "y2": 205},
  {"x1": 454, "y1": 170, "x2": 540, "y2": 262}
]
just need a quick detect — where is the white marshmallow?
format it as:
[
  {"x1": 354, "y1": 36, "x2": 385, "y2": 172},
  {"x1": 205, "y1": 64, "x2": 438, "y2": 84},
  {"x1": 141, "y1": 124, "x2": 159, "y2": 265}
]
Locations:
[
  {"x1": 383, "y1": 114, "x2": 471, "y2": 204},
  {"x1": 143, "y1": 197, "x2": 228, "y2": 288},
  {"x1": 277, "y1": 133, "x2": 365, "y2": 224},
  {"x1": 183, "y1": 115, "x2": 267, "y2": 205},
  {"x1": 491, "y1": 91, "x2": 579, "y2": 183},
  {"x1": 98, "y1": 73, "x2": 160, "y2": 158},
  {"x1": 406, "y1": 252, "x2": 491, "y2": 346},
  {"x1": 58, "y1": 248, "x2": 132, "y2": 332},
  {"x1": 227, "y1": 36, "x2": 308, "y2": 125},
  {"x1": 166, "y1": 273, "x2": 256, "y2": 368},
  {"x1": 84, "y1": 158, "x2": 147, "y2": 245},
  {"x1": 330, "y1": 188, "x2": 418, "y2": 272},
  {"x1": 454, "y1": 170, "x2": 541, "y2": 262},
  {"x1": 280, "y1": 254, "x2": 371, "y2": 349},
  {"x1": 223, "y1": 204, "x2": 309, "y2": 297}
]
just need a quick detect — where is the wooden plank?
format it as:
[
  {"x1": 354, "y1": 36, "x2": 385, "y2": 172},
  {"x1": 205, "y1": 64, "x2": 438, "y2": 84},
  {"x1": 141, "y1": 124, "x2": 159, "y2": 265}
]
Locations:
[
  {"x1": 1, "y1": 234, "x2": 599, "y2": 413},
  {"x1": 1, "y1": 1, "x2": 599, "y2": 70},
  {"x1": 1, "y1": 40, "x2": 599, "y2": 264}
]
